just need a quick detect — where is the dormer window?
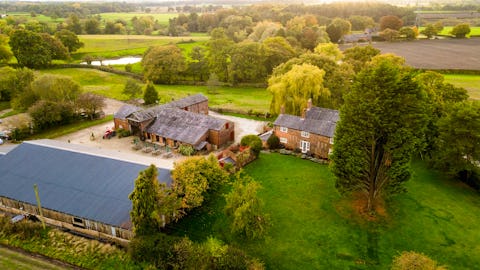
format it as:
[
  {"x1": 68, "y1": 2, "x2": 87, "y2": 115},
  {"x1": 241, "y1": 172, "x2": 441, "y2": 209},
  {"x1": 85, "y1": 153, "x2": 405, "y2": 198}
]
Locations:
[
  {"x1": 280, "y1": 126, "x2": 288, "y2": 133},
  {"x1": 301, "y1": 131, "x2": 310, "y2": 138}
]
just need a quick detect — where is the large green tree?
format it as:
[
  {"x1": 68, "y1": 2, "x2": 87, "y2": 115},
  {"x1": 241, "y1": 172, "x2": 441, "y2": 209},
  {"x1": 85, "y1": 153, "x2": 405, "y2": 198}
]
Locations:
[
  {"x1": 143, "y1": 81, "x2": 158, "y2": 105},
  {"x1": 326, "y1": 18, "x2": 351, "y2": 43},
  {"x1": 129, "y1": 165, "x2": 163, "y2": 236},
  {"x1": 0, "y1": 34, "x2": 12, "y2": 63},
  {"x1": 227, "y1": 40, "x2": 266, "y2": 84},
  {"x1": 122, "y1": 79, "x2": 142, "y2": 100},
  {"x1": 9, "y1": 29, "x2": 51, "y2": 68},
  {"x1": 343, "y1": 45, "x2": 381, "y2": 73},
  {"x1": 54, "y1": 29, "x2": 83, "y2": 53},
  {"x1": 171, "y1": 155, "x2": 228, "y2": 216},
  {"x1": 187, "y1": 46, "x2": 209, "y2": 82},
  {"x1": 262, "y1": 36, "x2": 296, "y2": 74},
  {"x1": 31, "y1": 74, "x2": 81, "y2": 103},
  {"x1": 268, "y1": 63, "x2": 330, "y2": 115},
  {"x1": 330, "y1": 55, "x2": 428, "y2": 213},
  {"x1": 142, "y1": 45, "x2": 186, "y2": 84},
  {"x1": 76, "y1": 92, "x2": 105, "y2": 120},
  {"x1": 206, "y1": 28, "x2": 234, "y2": 82},
  {"x1": 224, "y1": 171, "x2": 270, "y2": 240},
  {"x1": 432, "y1": 101, "x2": 480, "y2": 187}
]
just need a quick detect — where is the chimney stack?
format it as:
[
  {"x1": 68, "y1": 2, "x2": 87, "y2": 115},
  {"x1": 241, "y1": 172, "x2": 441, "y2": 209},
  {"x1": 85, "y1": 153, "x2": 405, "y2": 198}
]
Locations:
[
  {"x1": 307, "y1": 98, "x2": 312, "y2": 110},
  {"x1": 280, "y1": 105, "x2": 285, "y2": 114}
]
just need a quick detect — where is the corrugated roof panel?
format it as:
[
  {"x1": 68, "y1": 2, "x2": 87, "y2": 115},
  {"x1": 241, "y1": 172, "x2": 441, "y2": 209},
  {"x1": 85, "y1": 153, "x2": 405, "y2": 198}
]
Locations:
[{"x1": 0, "y1": 140, "x2": 172, "y2": 228}]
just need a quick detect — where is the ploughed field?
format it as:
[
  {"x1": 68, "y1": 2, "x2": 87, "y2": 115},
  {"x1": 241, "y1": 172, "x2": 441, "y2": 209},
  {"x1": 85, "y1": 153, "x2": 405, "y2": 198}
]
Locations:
[{"x1": 341, "y1": 38, "x2": 480, "y2": 70}]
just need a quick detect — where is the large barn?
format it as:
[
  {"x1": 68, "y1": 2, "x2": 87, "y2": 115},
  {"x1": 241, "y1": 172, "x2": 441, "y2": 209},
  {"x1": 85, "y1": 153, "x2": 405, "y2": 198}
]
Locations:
[
  {"x1": 114, "y1": 94, "x2": 234, "y2": 150},
  {"x1": 0, "y1": 140, "x2": 172, "y2": 244}
]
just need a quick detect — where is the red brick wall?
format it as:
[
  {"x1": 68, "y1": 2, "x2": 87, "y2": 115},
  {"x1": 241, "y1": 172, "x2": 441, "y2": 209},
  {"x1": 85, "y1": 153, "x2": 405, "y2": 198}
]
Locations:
[
  {"x1": 114, "y1": 119, "x2": 130, "y2": 131},
  {"x1": 273, "y1": 125, "x2": 332, "y2": 159},
  {"x1": 182, "y1": 100, "x2": 209, "y2": 115}
]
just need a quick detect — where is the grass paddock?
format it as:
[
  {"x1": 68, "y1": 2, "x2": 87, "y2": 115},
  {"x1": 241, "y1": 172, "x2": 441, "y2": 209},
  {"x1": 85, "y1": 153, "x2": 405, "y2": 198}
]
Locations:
[{"x1": 169, "y1": 153, "x2": 480, "y2": 269}]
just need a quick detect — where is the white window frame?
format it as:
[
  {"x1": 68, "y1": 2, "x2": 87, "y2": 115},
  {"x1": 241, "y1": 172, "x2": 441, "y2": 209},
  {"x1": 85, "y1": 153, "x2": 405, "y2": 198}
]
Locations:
[
  {"x1": 280, "y1": 137, "x2": 288, "y2": 144},
  {"x1": 300, "y1": 140, "x2": 310, "y2": 153},
  {"x1": 280, "y1": 126, "x2": 288, "y2": 133},
  {"x1": 329, "y1": 137, "x2": 334, "y2": 144},
  {"x1": 301, "y1": 131, "x2": 310, "y2": 138}
]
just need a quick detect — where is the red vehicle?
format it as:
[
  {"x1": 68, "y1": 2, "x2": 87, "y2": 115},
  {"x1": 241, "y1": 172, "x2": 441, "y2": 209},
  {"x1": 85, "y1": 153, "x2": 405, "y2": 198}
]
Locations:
[{"x1": 103, "y1": 129, "x2": 116, "y2": 139}]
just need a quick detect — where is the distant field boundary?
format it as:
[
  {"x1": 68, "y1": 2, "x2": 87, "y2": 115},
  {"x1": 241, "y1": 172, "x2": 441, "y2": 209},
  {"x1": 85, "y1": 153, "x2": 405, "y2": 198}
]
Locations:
[{"x1": 48, "y1": 64, "x2": 144, "y2": 81}]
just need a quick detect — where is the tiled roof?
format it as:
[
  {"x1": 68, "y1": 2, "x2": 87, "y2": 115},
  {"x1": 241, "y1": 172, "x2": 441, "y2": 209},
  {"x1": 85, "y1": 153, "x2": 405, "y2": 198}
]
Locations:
[
  {"x1": 274, "y1": 106, "x2": 339, "y2": 138},
  {"x1": 146, "y1": 108, "x2": 228, "y2": 145},
  {"x1": 113, "y1": 104, "x2": 141, "y2": 120},
  {"x1": 305, "y1": 107, "x2": 339, "y2": 122},
  {"x1": 0, "y1": 140, "x2": 172, "y2": 229}
]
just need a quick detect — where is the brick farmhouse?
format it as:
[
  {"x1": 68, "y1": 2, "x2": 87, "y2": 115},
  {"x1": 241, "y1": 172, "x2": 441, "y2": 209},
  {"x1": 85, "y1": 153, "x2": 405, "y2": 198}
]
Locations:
[{"x1": 273, "y1": 100, "x2": 339, "y2": 159}]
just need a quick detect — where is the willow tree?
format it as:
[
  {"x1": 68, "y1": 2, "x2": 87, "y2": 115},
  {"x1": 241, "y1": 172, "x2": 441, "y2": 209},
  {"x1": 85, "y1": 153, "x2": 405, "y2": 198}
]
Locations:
[
  {"x1": 330, "y1": 55, "x2": 427, "y2": 213},
  {"x1": 268, "y1": 63, "x2": 330, "y2": 116}
]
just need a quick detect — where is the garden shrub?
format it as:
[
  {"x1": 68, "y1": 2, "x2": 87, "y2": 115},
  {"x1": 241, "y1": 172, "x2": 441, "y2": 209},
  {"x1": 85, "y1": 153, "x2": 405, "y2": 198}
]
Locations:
[
  {"x1": 117, "y1": 128, "x2": 131, "y2": 138},
  {"x1": 391, "y1": 251, "x2": 446, "y2": 270},
  {"x1": 128, "y1": 233, "x2": 177, "y2": 268},
  {"x1": 267, "y1": 134, "x2": 280, "y2": 149},
  {"x1": 240, "y1": 135, "x2": 262, "y2": 156},
  {"x1": 178, "y1": 145, "x2": 195, "y2": 156}
]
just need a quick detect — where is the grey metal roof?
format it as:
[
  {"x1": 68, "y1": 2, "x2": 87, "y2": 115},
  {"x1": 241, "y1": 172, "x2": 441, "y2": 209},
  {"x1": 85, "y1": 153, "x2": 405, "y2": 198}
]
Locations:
[
  {"x1": 146, "y1": 108, "x2": 228, "y2": 145},
  {"x1": 305, "y1": 107, "x2": 339, "y2": 123},
  {"x1": 0, "y1": 140, "x2": 172, "y2": 229},
  {"x1": 113, "y1": 104, "x2": 141, "y2": 120},
  {"x1": 274, "y1": 114, "x2": 337, "y2": 138}
]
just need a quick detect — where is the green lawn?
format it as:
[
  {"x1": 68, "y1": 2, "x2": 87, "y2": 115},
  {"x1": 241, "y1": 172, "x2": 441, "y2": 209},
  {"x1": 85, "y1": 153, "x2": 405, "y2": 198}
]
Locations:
[
  {"x1": 169, "y1": 153, "x2": 480, "y2": 269},
  {"x1": 38, "y1": 68, "x2": 271, "y2": 113},
  {"x1": 74, "y1": 35, "x2": 209, "y2": 60},
  {"x1": 443, "y1": 73, "x2": 480, "y2": 100}
]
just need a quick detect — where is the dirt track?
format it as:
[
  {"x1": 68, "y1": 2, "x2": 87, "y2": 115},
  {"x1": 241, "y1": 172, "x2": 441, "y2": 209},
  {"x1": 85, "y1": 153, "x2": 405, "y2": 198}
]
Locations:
[{"x1": 340, "y1": 37, "x2": 480, "y2": 70}]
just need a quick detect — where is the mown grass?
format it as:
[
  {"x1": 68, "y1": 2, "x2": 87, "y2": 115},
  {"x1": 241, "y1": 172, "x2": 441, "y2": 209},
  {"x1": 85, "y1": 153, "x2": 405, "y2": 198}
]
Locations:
[
  {"x1": 443, "y1": 73, "x2": 480, "y2": 100},
  {"x1": 74, "y1": 35, "x2": 208, "y2": 60},
  {"x1": 28, "y1": 115, "x2": 113, "y2": 140},
  {"x1": 38, "y1": 68, "x2": 271, "y2": 113},
  {"x1": 170, "y1": 153, "x2": 480, "y2": 269}
]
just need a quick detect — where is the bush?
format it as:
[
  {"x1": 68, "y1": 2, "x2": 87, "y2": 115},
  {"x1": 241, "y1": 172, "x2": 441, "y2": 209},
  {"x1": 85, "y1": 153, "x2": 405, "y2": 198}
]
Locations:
[
  {"x1": 125, "y1": 64, "x2": 132, "y2": 72},
  {"x1": 117, "y1": 128, "x2": 131, "y2": 138},
  {"x1": 128, "y1": 233, "x2": 177, "y2": 268},
  {"x1": 451, "y1": 23, "x2": 470, "y2": 38},
  {"x1": 178, "y1": 145, "x2": 195, "y2": 156},
  {"x1": 267, "y1": 134, "x2": 280, "y2": 149},
  {"x1": 391, "y1": 251, "x2": 446, "y2": 270},
  {"x1": 240, "y1": 135, "x2": 262, "y2": 156}
]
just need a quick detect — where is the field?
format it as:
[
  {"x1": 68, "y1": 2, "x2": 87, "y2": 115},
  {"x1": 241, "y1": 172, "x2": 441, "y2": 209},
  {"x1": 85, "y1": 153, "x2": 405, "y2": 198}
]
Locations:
[
  {"x1": 38, "y1": 68, "x2": 271, "y2": 113},
  {"x1": 0, "y1": 246, "x2": 70, "y2": 270},
  {"x1": 169, "y1": 153, "x2": 480, "y2": 269},
  {"x1": 74, "y1": 35, "x2": 208, "y2": 59},
  {"x1": 97, "y1": 12, "x2": 176, "y2": 26},
  {"x1": 443, "y1": 73, "x2": 480, "y2": 99},
  {"x1": 438, "y1": 26, "x2": 480, "y2": 37},
  {"x1": 341, "y1": 37, "x2": 480, "y2": 70}
]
